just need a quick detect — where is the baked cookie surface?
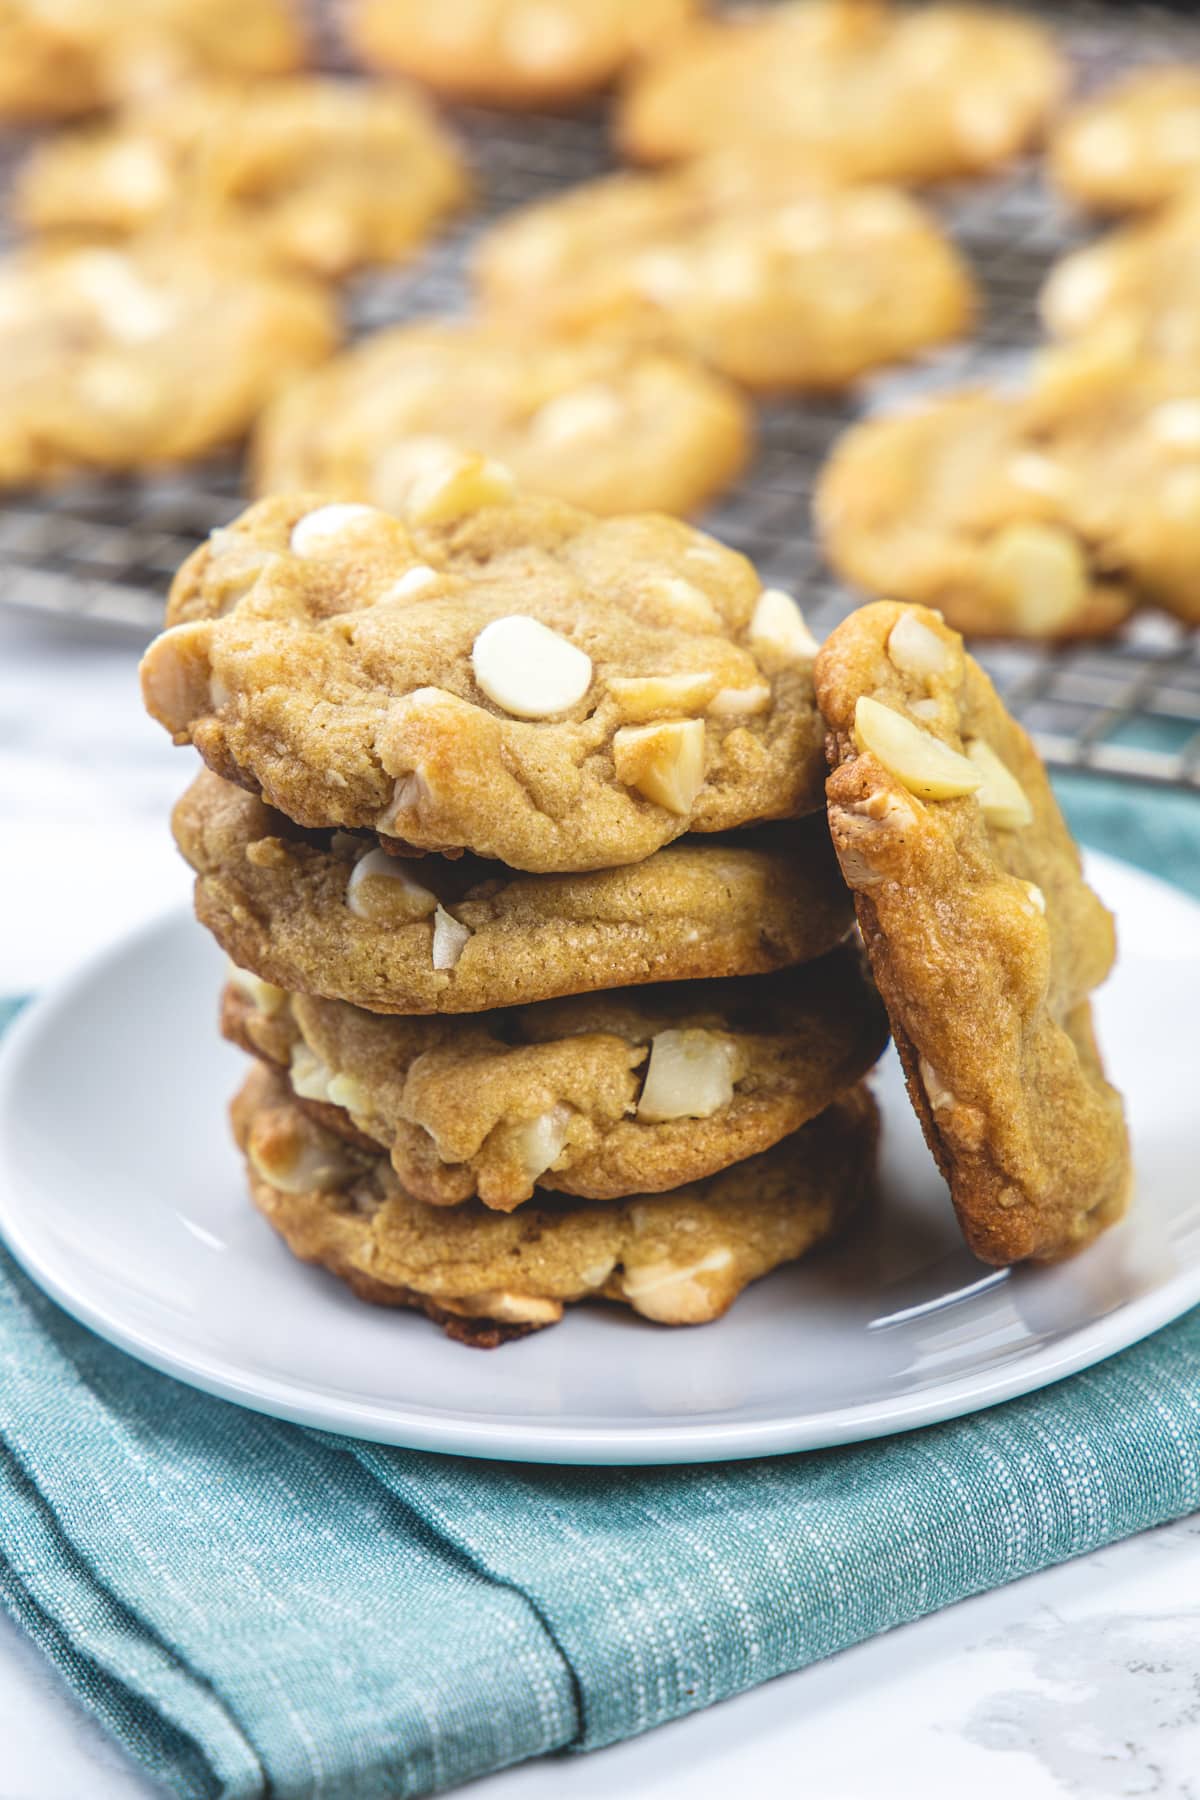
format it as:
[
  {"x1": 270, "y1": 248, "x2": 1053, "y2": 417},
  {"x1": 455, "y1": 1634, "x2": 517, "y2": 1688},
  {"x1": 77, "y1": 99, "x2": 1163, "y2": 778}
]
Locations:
[
  {"x1": 1050, "y1": 69, "x2": 1200, "y2": 214},
  {"x1": 347, "y1": 0, "x2": 696, "y2": 107},
  {"x1": 252, "y1": 320, "x2": 750, "y2": 516},
  {"x1": 142, "y1": 479, "x2": 827, "y2": 871},
  {"x1": 1041, "y1": 194, "x2": 1200, "y2": 368},
  {"x1": 0, "y1": 0, "x2": 303, "y2": 122},
  {"x1": 222, "y1": 945, "x2": 887, "y2": 1207},
  {"x1": 15, "y1": 79, "x2": 468, "y2": 281},
  {"x1": 475, "y1": 153, "x2": 975, "y2": 392},
  {"x1": 0, "y1": 238, "x2": 337, "y2": 485},
  {"x1": 174, "y1": 771, "x2": 852, "y2": 1013},
  {"x1": 617, "y1": 1, "x2": 1063, "y2": 178},
  {"x1": 814, "y1": 600, "x2": 1129, "y2": 1265},
  {"x1": 234, "y1": 1063, "x2": 877, "y2": 1342},
  {"x1": 818, "y1": 350, "x2": 1200, "y2": 633}
]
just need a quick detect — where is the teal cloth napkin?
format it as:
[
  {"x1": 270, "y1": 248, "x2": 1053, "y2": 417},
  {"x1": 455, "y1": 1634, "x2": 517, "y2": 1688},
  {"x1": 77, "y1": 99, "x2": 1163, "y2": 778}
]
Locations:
[{"x1": 1, "y1": 776, "x2": 1199, "y2": 1800}]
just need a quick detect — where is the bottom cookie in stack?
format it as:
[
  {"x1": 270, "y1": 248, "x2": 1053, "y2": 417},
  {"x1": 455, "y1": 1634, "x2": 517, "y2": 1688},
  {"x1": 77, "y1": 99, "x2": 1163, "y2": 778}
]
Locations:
[
  {"x1": 222, "y1": 947, "x2": 887, "y2": 1344},
  {"x1": 233, "y1": 1063, "x2": 880, "y2": 1347}
]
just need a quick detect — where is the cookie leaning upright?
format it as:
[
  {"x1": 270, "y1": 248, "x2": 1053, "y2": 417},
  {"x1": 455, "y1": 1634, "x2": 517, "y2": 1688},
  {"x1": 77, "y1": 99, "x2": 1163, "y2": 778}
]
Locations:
[
  {"x1": 814, "y1": 601, "x2": 1129, "y2": 1265},
  {"x1": 141, "y1": 463, "x2": 827, "y2": 872}
]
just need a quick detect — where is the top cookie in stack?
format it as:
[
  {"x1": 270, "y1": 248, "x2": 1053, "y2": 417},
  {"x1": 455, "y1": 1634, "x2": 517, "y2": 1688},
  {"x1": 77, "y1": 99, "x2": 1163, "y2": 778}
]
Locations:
[
  {"x1": 141, "y1": 455, "x2": 885, "y2": 1343},
  {"x1": 142, "y1": 453, "x2": 828, "y2": 872}
]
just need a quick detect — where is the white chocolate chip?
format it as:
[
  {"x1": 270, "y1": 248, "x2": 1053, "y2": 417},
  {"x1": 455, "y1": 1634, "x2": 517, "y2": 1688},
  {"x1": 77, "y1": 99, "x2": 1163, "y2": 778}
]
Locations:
[
  {"x1": 378, "y1": 565, "x2": 441, "y2": 601},
  {"x1": 139, "y1": 619, "x2": 213, "y2": 732},
  {"x1": 887, "y1": 612, "x2": 951, "y2": 680},
  {"x1": 346, "y1": 848, "x2": 437, "y2": 923},
  {"x1": 1040, "y1": 251, "x2": 1115, "y2": 333},
  {"x1": 637, "y1": 1029, "x2": 737, "y2": 1123},
  {"x1": 250, "y1": 1131, "x2": 355, "y2": 1196},
  {"x1": 226, "y1": 961, "x2": 285, "y2": 1015},
  {"x1": 405, "y1": 451, "x2": 515, "y2": 525},
  {"x1": 919, "y1": 1057, "x2": 957, "y2": 1113},
  {"x1": 1006, "y1": 451, "x2": 1074, "y2": 499},
  {"x1": 708, "y1": 681, "x2": 772, "y2": 716},
  {"x1": 327, "y1": 1071, "x2": 368, "y2": 1115},
  {"x1": 1149, "y1": 400, "x2": 1200, "y2": 450},
  {"x1": 512, "y1": 1106, "x2": 572, "y2": 1181},
  {"x1": 1070, "y1": 115, "x2": 1133, "y2": 176},
  {"x1": 432, "y1": 904, "x2": 471, "y2": 971},
  {"x1": 620, "y1": 1247, "x2": 734, "y2": 1324},
  {"x1": 612, "y1": 718, "x2": 706, "y2": 815},
  {"x1": 530, "y1": 383, "x2": 624, "y2": 446},
  {"x1": 501, "y1": 1, "x2": 584, "y2": 69},
  {"x1": 966, "y1": 738, "x2": 1033, "y2": 830},
  {"x1": 979, "y1": 522, "x2": 1088, "y2": 636},
  {"x1": 378, "y1": 767, "x2": 432, "y2": 835},
  {"x1": 289, "y1": 1043, "x2": 335, "y2": 1105},
  {"x1": 749, "y1": 588, "x2": 820, "y2": 664},
  {"x1": 471, "y1": 615, "x2": 592, "y2": 719},
  {"x1": 97, "y1": 139, "x2": 172, "y2": 208},
  {"x1": 608, "y1": 671, "x2": 718, "y2": 721},
  {"x1": 1023, "y1": 881, "x2": 1046, "y2": 915},
  {"x1": 580, "y1": 1256, "x2": 618, "y2": 1290},
  {"x1": 290, "y1": 504, "x2": 380, "y2": 554},
  {"x1": 909, "y1": 697, "x2": 940, "y2": 720},
  {"x1": 463, "y1": 1291, "x2": 563, "y2": 1326},
  {"x1": 69, "y1": 250, "x2": 177, "y2": 342},
  {"x1": 853, "y1": 696, "x2": 981, "y2": 800},
  {"x1": 632, "y1": 247, "x2": 694, "y2": 304},
  {"x1": 641, "y1": 574, "x2": 723, "y2": 630}
]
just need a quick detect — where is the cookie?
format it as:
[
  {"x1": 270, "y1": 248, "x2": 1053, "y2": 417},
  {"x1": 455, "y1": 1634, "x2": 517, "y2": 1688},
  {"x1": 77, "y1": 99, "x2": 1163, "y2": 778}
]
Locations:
[
  {"x1": 1050, "y1": 69, "x2": 1200, "y2": 215},
  {"x1": 1041, "y1": 194, "x2": 1200, "y2": 368},
  {"x1": 221, "y1": 945, "x2": 887, "y2": 1207},
  {"x1": 0, "y1": 0, "x2": 303, "y2": 123},
  {"x1": 252, "y1": 320, "x2": 751, "y2": 516},
  {"x1": 141, "y1": 477, "x2": 827, "y2": 871},
  {"x1": 233, "y1": 1062, "x2": 877, "y2": 1341},
  {"x1": 617, "y1": 1, "x2": 1063, "y2": 179},
  {"x1": 346, "y1": 0, "x2": 696, "y2": 109},
  {"x1": 15, "y1": 79, "x2": 469, "y2": 282},
  {"x1": 818, "y1": 347, "x2": 1200, "y2": 634},
  {"x1": 474, "y1": 152, "x2": 975, "y2": 393},
  {"x1": 0, "y1": 238, "x2": 337, "y2": 486},
  {"x1": 174, "y1": 770, "x2": 852, "y2": 1014},
  {"x1": 814, "y1": 600, "x2": 1130, "y2": 1265}
]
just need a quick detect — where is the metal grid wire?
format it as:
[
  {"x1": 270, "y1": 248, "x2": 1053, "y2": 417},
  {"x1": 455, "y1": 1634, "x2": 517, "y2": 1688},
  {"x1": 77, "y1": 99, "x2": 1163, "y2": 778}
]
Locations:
[{"x1": 2, "y1": 2, "x2": 1200, "y2": 789}]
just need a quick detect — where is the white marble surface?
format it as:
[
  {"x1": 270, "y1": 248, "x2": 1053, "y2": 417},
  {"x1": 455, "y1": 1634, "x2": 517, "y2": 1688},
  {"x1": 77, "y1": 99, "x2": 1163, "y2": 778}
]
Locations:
[{"x1": 2, "y1": 610, "x2": 1199, "y2": 1799}]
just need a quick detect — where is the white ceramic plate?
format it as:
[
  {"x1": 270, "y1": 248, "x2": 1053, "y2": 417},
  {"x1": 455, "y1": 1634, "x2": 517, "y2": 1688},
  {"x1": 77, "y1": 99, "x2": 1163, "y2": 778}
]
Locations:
[{"x1": 1, "y1": 852, "x2": 1198, "y2": 1465}]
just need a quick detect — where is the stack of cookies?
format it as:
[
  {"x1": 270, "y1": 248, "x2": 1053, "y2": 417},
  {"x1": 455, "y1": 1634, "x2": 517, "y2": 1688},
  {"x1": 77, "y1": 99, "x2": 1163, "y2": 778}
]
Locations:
[{"x1": 140, "y1": 455, "x2": 887, "y2": 1344}]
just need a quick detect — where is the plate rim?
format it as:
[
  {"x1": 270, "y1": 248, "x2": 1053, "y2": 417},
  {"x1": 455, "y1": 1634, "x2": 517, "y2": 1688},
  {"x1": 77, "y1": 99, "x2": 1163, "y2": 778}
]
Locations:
[{"x1": 1, "y1": 850, "x2": 1198, "y2": 1467}]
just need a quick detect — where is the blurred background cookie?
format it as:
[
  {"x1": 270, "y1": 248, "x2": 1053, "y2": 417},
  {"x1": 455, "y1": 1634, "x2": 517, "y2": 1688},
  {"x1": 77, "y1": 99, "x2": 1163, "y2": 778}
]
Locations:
[
  {"x1": 814, "y1": 381, "x2": 1135, "y2": 641},
  {"x1": 0, "y1": 0, "x2": 304, "y2": 123},
  {"x1": 346, "y1": 0, "x2": 697, "y2": 108},
  {"x1": 0, "y1": 235, "x2": 337, "y2": 484},
  {"x1": 817, "y1": 342, "x2": 1200, "y2": 639},
  {"x1": 1050, "y1": 68, "x2": 1200, "y2": 214},
  {"x1": 14, "y1": 78, "x2": 469, "y2": 280},
  {"x1": 475, "y1": 152, "x2": 976, "y2": 391},
  {"x1": 617, "y1": 0, "x2": 1064, "y2": 178},
  {"x1": 253, "y1": 319, "x2": 751, "y2": 516},
  {"x1": 1040, "y1": 193, "x2": 1200, "y2": 368}
]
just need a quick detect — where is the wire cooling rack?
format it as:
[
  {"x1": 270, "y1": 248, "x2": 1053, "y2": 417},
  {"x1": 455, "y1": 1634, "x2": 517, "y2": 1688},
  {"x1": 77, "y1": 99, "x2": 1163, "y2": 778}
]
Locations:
[{"x1": 2, "y1": 2, "x2": 1200, "y2": 791}]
